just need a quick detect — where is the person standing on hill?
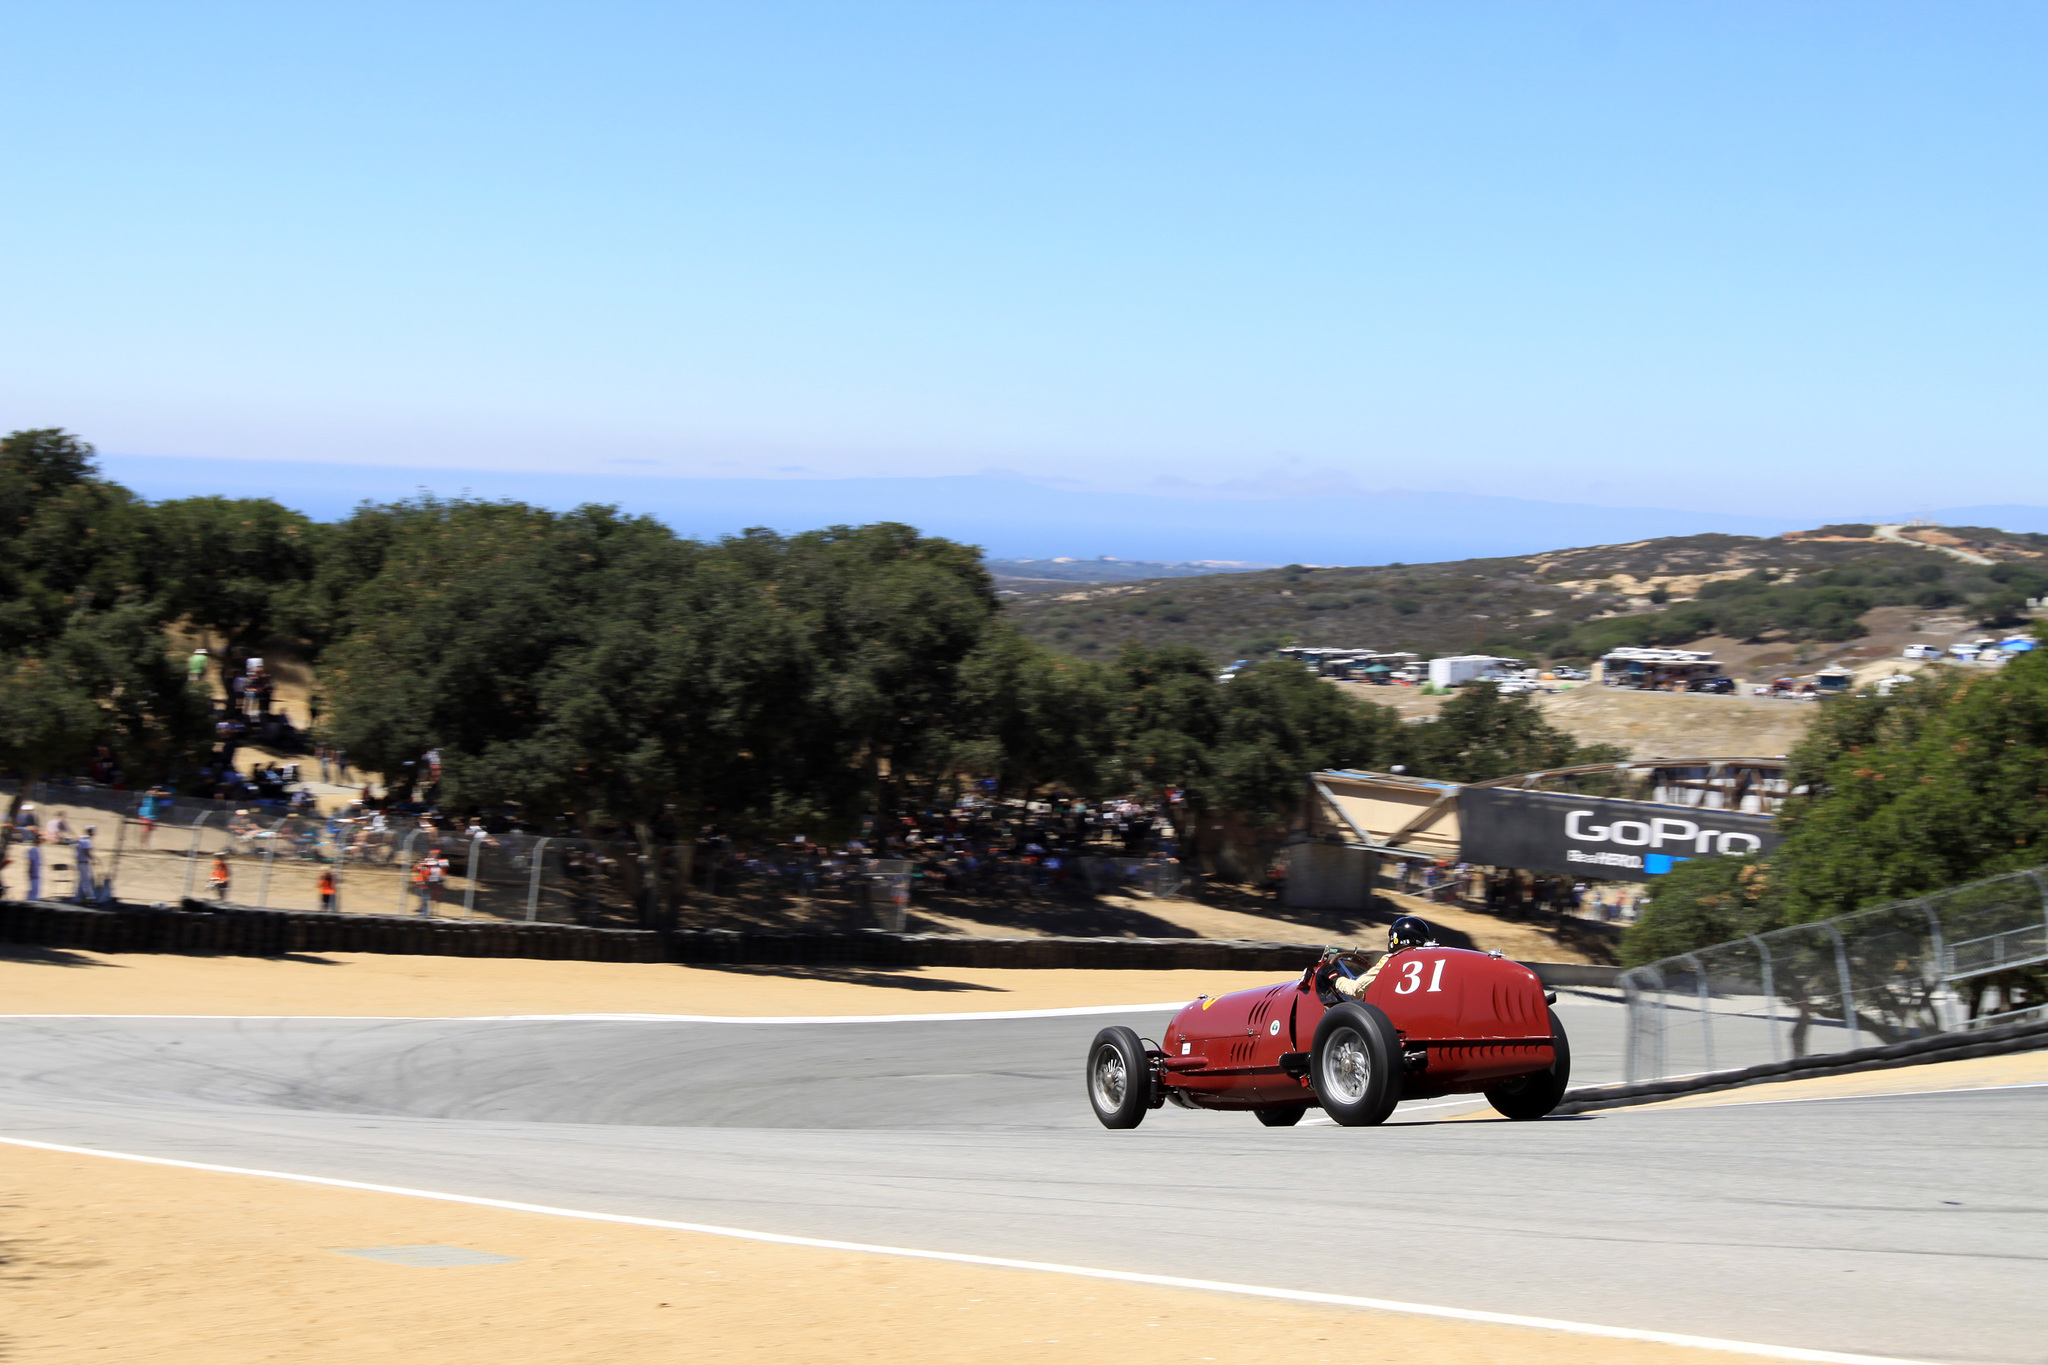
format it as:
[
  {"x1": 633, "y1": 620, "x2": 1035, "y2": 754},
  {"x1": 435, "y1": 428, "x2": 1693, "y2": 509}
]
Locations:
[
  {"x1": 318, "y1": 867, "x2": 337, "y2": 913},
  {"x1": 423, "y1": 847, "x2": 449, "y2": 911},
  {"x1": 412, "y1": 849, "x2": 450, "y2": 915},
  {"x1": 72, "y1": 827, "x2": 97, "y2": 904},
  {"x1": 23, "y1": 833, "x2": 43, "y2": 901}
]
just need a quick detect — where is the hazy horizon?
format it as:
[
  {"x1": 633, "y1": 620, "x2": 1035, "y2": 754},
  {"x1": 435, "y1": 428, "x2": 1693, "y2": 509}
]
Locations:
[{"x1": 91, "y1": 453, "x2": 2048, "y2": 566}]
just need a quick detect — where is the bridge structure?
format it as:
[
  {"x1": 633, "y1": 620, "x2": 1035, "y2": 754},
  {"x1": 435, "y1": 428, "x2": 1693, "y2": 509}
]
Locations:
[{"x1": 1287, "y1": 757, "x2": 1795, "y2": 910}]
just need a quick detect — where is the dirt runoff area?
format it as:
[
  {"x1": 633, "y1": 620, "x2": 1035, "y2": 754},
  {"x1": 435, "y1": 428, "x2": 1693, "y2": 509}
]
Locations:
[
  {"x1": 0, "y1": 947, "x2": 1297, "y2": 1018},
  {"x1": 3, "y1": 1141, "x2": 1765, "y2": 1365}
]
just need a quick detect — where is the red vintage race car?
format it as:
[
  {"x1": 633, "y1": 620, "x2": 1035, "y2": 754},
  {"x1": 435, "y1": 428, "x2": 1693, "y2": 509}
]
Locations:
[{"x1": 1086, "y1": 919, "x2": 1571, "y2": 1128}]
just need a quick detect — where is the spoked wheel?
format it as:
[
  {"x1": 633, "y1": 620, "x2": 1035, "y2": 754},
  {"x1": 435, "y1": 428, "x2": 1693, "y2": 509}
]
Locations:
[
  {"x1": 1253, "y1": 1102, "x2": 1310, "y2": 1127},
  {"x1": 1309, "y1": 1002, "x2": 1403, "y2": 1126},
  {"x1": 1486, "y1": 1007, "x2": 1572, "y2": 1120},
  {"x1": 1085, "y1": 1025, "x2": 1151, "y2": 1129}
]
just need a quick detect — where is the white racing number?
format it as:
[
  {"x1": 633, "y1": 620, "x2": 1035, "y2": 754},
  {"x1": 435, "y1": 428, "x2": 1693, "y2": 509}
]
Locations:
[{"x1": 1394, "y1": 959, "x2": 1448, "y2": 995}]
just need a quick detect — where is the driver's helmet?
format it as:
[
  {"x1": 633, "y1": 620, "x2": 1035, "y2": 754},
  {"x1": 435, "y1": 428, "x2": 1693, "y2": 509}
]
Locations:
[{"x1": 1388, "y1": 916, "x2": 1432, "y2": 952}]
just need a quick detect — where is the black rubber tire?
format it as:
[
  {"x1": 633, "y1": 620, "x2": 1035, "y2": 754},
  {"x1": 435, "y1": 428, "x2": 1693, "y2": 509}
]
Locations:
[
  {"x1": 1485, "y1": 1008, "x2": 1573, "y2": 1120},
  {"x1": 1253, "y1": 1102, "x2": 1311, "y2": 1127},
  {"x1": 1308, "y1": 1002, "x2": 1403, "y2": 1127},
  {"x1": 1086, "y1": 1026, "x2": 1151, "y2": 1129}
]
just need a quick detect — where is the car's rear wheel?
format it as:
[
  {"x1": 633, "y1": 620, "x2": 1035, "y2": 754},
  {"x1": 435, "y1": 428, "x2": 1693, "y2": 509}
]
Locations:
[
  {"x1": 1086, "y1": 1026, "x2": 1150, "y2": 1129},
  {"x1": 1253, "y1": 1102, "x2": 1310, "y2": 1126},
  {"x1": 1309, "y1": 1002, "x2": 1402, "y2": 1126},
  {"x1": 1485, "y1": 1007, "x2": 1573, "y2": 1120}
]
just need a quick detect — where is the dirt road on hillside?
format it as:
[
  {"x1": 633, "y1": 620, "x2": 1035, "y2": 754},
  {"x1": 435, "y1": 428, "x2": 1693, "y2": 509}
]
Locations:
[
  {"x1": 1530, "y1": 687, "x2": 1813, "y2": 759},
  {"x1": 1336, "y1": 682, "x2": 1814, "y2": 760}
]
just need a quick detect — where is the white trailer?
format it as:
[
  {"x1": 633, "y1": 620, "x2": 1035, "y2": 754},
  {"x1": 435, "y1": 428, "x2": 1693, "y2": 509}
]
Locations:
[{"x1": 1427, "y1": 654, "x2": 1522, "y2": 689}]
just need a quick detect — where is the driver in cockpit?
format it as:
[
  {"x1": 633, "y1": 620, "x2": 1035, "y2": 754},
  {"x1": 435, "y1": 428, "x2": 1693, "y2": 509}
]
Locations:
[{"x1": 1324, "y1": 915, "x2": 1435, "y2": 1001}]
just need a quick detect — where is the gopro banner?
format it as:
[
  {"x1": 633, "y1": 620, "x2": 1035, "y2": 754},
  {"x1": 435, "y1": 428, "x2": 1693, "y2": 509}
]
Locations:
[{"x1": 1457, "y1": 787, "x2": 1782, "y2": 882}]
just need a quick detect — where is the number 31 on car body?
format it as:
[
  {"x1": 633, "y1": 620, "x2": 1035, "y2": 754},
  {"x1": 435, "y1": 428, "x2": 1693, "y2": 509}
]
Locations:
[{"x1": 1395, "y1": 959, "x2": 1446, "y2": 994}]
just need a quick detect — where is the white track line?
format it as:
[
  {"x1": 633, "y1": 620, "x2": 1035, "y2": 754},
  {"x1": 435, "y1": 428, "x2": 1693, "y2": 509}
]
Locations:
[
  {"x1": 0, "y1": 1003, "x2": 1190, "y2": 1024},
  {"x1": 0, "y1": 1135, "x2": 1936, "y2": 1365}
]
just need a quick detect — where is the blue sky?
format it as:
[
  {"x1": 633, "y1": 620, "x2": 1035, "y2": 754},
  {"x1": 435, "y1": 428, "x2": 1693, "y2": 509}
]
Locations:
[{"x1": 4, "y1": 1, "x2": 2044, "y2": 521}]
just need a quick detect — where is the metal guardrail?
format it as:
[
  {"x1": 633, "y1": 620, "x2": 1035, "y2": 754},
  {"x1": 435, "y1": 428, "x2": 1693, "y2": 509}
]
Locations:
[{"x1": 1620, "y1": 866, "x2": 2048, "y2": 1082}]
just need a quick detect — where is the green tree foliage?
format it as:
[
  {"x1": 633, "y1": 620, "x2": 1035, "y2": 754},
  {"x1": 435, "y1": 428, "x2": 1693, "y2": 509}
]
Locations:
[
  {"x1": 1977, "y1": 562, "x2": 2048, "y2": 627},
  {"x1": 0, "y1": 431, "x2": 208, "y2": 761},
  {"x1": 752, "y1": 523, "x2": 1002, "y2": 820},
  {"x1": 1562, "y1": 565, "x2": 1955, "y2": 656},
  {"x1": 0, "y1": 654, "x2": 108, "y2": 792},
  {"x1": 1098, "y1": 645, "x2": 1400, "y2": 867},
  {"x1": 1204, "y1": 659, "x2": 1402, "y2": 824},
  {"x1": 320, "y1": 506, "x2": 1001, "y2": 850},
  {"x1": 1620, "y1": 854, "x2": 1778, "y2": 966},
  {"x1": 0, "y1": 433, "x2": 329, "y2": 794},
  {"x1": 0, "y1": 431, "x2": 213, "y2": 851},
  {"x1": 323, "y1": 501, "x2": 728, "y2": 817},
  {"x1": 1109, "y1": 644, "x2": 1225, "y2": 805},
  {"x1": 0, "y1": 429, "x2": 98, "y2": 537},
  {"x1": 0, "y1": 429, "x2": 152, "y2": 647},
  {"x1": 1396, "y1": 683, "x2": 1626, "y2": 783},
  {"x1": 1630, "y1": 631, "x2": 2048, "y2": 957},
  {"x1": 951, "y1": 624, "x2": 1116, "y2": 799},
  {"x1": 147, "y1": 496, "x2": 319, "y2": 667},
  {"x1": 1767, "y1": 641, "x2": 2048, "y2": 920}
]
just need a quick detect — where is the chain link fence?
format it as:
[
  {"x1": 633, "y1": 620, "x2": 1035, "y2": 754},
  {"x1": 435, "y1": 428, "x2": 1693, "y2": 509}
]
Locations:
[
  {"x1": 1620, "y1": 866, "x2": 2048, "y2": 1082},
  {"x1": 1, "y1": 783, "x2": 1019, "y2": 929},
  {"x1": 0, "y1": 783, "x2": 674, "y2": 926},
  {"x1": 4, "y1": 781, "x2": 1195, "y2": 933},
  {"x1": 1077, "y1": 855, "x2": 1188, "y2": 899}
]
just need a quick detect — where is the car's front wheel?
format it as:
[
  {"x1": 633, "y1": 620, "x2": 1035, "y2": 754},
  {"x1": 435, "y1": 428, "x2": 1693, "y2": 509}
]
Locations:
[
  {"x1": 1085, "y1": 1026, "x2": 1151, "y2": 1129},
  {"x1": 1309, "y1": 1002, "x2": 1402, "y2": 1126},
  {"x1": 1485, "y1": 1007, "x2": 1573, "y2": 1120}
]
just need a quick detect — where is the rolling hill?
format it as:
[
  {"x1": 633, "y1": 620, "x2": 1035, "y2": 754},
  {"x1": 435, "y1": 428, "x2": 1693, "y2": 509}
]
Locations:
[{"x1": 999, "y1": 524, "x2": 2048, "y2": 667}]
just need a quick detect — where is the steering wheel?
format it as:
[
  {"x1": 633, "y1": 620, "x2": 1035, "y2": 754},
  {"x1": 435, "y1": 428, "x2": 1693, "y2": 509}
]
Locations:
[{"x1": 1312, "y1": 949, "x2": 1361, "y2": 1006}]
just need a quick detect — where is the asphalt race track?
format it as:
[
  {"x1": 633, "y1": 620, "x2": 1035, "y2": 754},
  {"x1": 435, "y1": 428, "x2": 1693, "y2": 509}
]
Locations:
[{"x1": 3, "y1": 993, "x2": 2042, "y2": 1365}]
